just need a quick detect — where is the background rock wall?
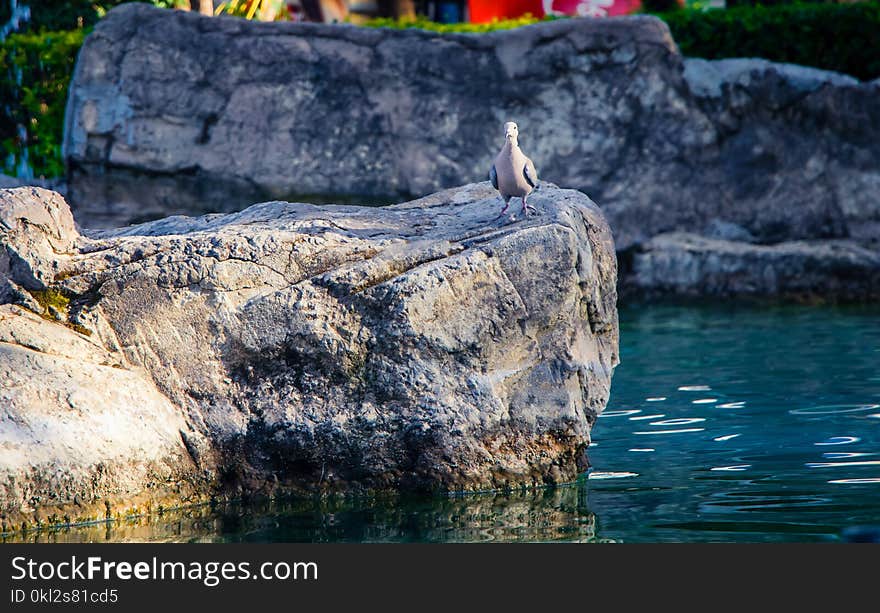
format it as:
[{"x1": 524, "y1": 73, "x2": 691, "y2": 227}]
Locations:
[{"x1": 63, "y1": 4, "x2": 880, "y2": 299}]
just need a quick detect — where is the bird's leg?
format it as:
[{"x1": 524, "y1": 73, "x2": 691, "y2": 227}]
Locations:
[
  {"x1": 521, "y1": 194, "x2": 537, "y2": 216},
  {"x1": 493, "y1": 196, "x2": 511, "y2": 221}
]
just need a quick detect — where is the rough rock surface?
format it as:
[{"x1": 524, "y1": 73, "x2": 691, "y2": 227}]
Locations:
[
  {"x1": 627, "y1": 233, "x2": 880, "y2": 301},
  {"x1": 63, "y1": 4, "x2": 880, "y2": 299},
  {"x1": 0, "y1": 182, "x2": 618, "y2": 530}
]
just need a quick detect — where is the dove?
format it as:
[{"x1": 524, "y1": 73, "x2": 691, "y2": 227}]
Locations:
[{"x1": 489, "y1": 121, "x2": 539, "y2": 219}]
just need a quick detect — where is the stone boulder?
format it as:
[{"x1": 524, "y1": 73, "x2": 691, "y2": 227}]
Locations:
[
  {"x1": 62, "y1": 4, "x2": 880, "y2": 300},
  {"x1": 0, "y1": 182, "x2": 618, "y2": 530},
  {"x1": 626, "y1": 232, "x2": 880, "y2": 301},
  {"x1": 65, "y1": 5, "x2": 879, "y2": 249}
]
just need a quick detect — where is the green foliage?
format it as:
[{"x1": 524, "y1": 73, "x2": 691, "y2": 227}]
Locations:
[
  {"x1": 14, "y1": 1, "x2": 123, "y2": 32},
  {"x1": 362, "y1": 14, "x2": 554, "y2": 33},
  {"x1": 641, "y1": 0, "x2": 682, "y2": 13},
  {"x1": 659, "y1": 3, "x2": 880, "y2": 81},
  {"x1": 29, "y1": 286, "x2": 92, "y2": 336},
  {"x1": 15, "y1": 1, "x2": 179, "y2": 32},
  {"x1": 367, "y1": 4, "x2": 880, "y2": 79},
  {"x1": 0, "y1": 29, "x2": 86, "y2": 178}
]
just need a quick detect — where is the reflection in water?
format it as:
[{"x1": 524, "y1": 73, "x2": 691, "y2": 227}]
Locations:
[
  {"x1": 600, "y1": 410, "x2": 641, "y2": 418},
  {"x1": 633, "y1": 427, "x2": 705, "y2": 435},
  {"x1": 806, "y1": 461, "x2": 880, "y2": 468},
  {"x1": 649, "y1": 418, "x2": 706, "y2": 426},
  {"x1": 714, "y1": 434, "x2": 742, "y2": 442},
  {"x1": 791, "y1": 404, "x2": 879, "y2": 415},
  {"x1": 3, "y1": 487, "x2": 603, "y2": 544},
  {"x1": 815, "y1": 436, "x2": 861, "y2": 446},
  {"x1": 5, "y1": 303, "x2": 880, "y2": 543},
  {"x1": 68, "y1": 167, "x2": 401, "y2": 229}
]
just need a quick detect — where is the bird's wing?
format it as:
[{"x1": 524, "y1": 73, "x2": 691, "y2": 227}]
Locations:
[
  {"x1": 523, "y1": 157, "x2": 538, "y2": 188},
  {"x1": 489, "y1": 164, "x2": 498, "y2": 190}
]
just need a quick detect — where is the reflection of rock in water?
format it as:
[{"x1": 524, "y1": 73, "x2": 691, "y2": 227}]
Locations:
[
  {"x1": 6, "y1": 485, "x2": 600, "y2": 543},
  {"x1": 68, "y1": 166, "x2": 401, "y2": 229},
  {"x1": 68, "y1": 166, "x2": 269, "y2": 228}
]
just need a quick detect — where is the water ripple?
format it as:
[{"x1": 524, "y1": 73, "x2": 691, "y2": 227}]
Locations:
[
  {"x1": 588, "y1": 472, "x2": 639, "y2": 480},
  {"x1": 649, "y1": 417, "x2": 706, "y2": 426},
  {"x1": 634, "y1": 428, "x2": 705, "y2": 435},
  {"x1": 600, "y1": 410, "x2": 641, "y2": 418},
  {"x1": 806, "y1": 461, "x2": 880, "y2": 468},
  {"x1": 710, "y1": 465, "x2": 751, "y2": 472},
  {"x1": 714, "y1": 434, "x2": 742, "y2": 442},
  {"x1": 629, "y1": 414, "x2": 665, "y2": 421},
  {"x1": 815, "y1": 436, "x2": 861, "y2": 446},
  {"x1": 791, "y1": 404, "x2": 880, "y2": 416}
]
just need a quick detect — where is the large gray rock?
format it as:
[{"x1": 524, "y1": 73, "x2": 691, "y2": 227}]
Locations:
[
  {"x1": 0, "y1": 182, "x2": 618, "y2": 530},
  {"x1": 65, "y1": 4, "x2": 879, "y2": 254},
  {"x1": 627, "y1": 233, "x2": 880, "y2": 301}
]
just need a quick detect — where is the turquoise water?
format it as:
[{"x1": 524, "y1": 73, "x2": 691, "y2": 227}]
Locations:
[
  {"x1": 585, "y1": 303, "x2": 880, "y2": 542},
  {"x1": 13, "y1": 304, "x2": 880, "y2": 543}
]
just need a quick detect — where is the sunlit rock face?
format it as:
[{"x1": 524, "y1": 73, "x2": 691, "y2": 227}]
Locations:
[
  {"x1": 0, "y1": 182, "x2": 618, "y2": 530},
  {"x1": 63, "y1": 4, "x2": 879, "y2": 299}
]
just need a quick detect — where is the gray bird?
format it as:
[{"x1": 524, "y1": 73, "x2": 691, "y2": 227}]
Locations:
[{"x1": 489, "y1": 121, "x2": 538, "y2": 219}]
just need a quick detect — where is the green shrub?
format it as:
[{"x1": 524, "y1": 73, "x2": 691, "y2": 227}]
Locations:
[
  {"x1": 642, "y1": 0, "x2": 683, "y2": 13},
  {"x1": 15, "y1": 1, "x2": 120, "y2": 31},
  {"x1": 362, "y1": 14, "x2": 552, "y2": 33},
  {"x1": 367, "y1": 4, "x2": 880, "y2": 80},
  {"x1": 13, "y1": 1, "x2": 177, "y2": 32},
  {"x1": 0, "y1": 29, "x2": 86, "y2": 179},
  {"x1": 660, "y1": 3, "x2": 880, "y2": 81}
]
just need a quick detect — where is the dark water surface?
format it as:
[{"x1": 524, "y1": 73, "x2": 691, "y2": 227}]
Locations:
[{"x1": 13, "y1": 304, "x2": 880, "y2": 543}]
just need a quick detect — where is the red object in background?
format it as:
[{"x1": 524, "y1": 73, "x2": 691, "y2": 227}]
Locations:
[
  {"x1": 469, "y1": 0, "x2": 543, "y2": 22},
  {"x1": 468, "y1": 0, "x2": 642, "y2": 23}
]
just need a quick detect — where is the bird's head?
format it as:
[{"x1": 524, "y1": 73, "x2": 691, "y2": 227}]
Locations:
[{"x1": 504, "y1": 122, "x2": 519, "y2": 145}]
